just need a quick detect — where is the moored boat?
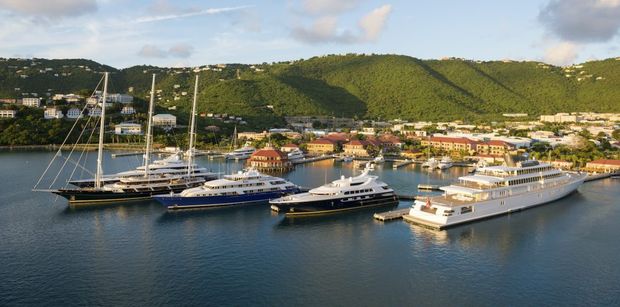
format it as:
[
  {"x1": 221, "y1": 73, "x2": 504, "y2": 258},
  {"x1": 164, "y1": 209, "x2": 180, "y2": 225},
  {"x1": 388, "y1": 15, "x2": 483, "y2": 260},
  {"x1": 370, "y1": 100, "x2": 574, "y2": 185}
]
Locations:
[
  {"x1": 153, "y1": 168, "x2": 300, "y2": 209},
  {"x1": 404, "y1": 160, "x2": 587, "y2": 229},
  {"x1": 270, "y1": 165, "x2": 398, "y2": 216}
]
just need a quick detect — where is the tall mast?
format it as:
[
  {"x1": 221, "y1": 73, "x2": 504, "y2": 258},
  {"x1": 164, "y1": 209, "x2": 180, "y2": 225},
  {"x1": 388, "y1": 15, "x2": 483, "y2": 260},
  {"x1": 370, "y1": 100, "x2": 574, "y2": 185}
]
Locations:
[
  {"x1": 95, "y1": 72, "x2": 109, "y2": 189},
  {"x1": 144, "y1": 74, "x2": 156, "y2": 177},
  {"x1": 187, "y1": 74, "x2": 199, "y2": 177}
]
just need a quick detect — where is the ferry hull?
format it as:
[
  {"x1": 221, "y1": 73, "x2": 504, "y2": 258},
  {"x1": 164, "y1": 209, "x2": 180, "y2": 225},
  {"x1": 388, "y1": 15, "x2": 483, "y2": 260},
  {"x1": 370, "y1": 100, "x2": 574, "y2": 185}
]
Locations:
[
  {"x1": 405, "y1": 173, "x2": 587, "y2": 230},
  {"x1": 272, "y1": 193, "x2": 399, "y2": 217},
  {"x1": 153, "y1": 189, "x2": 300, "y2": 209}
]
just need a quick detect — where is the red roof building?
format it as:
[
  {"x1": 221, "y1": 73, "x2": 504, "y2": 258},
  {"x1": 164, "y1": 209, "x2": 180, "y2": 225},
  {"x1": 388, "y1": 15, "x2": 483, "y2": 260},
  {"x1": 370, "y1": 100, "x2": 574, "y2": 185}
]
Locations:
[
  {"x1": 280, "y1": 143, "x2": 299, "y2": 153},
  {"x1": 247, "y1": 146, "x2": 293, "y2": 172}
]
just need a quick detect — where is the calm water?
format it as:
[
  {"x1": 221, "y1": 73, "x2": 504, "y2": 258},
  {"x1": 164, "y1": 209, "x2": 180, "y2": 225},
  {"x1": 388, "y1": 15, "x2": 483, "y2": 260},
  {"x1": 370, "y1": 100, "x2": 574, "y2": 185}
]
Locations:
[{"x1": 1, "y1": 151, "x2": 619, "y2": 306}]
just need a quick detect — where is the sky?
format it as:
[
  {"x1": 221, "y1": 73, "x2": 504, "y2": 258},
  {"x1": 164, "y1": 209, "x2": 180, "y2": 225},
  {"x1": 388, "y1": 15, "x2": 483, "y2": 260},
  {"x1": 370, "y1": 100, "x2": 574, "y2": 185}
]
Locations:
[{"x1": 0, "y1": 0, "x2": 619, "y2": 68}]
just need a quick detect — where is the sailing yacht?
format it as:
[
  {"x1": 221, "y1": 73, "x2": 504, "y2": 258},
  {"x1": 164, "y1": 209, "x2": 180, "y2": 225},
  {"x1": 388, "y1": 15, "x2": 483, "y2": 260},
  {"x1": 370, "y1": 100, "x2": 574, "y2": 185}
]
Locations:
[
  {"x1": 422, "y1": 157, "x2": 438, "y2": 168},
  {"x1": 68, "y1": 153, "x2": 217, "y2": 187},
  {"x1": 404, "y1": 160, "x2": 587, "y2": 229},
  {"x1": 49, "y1": 73, "x2": 207, "y2": 205}
]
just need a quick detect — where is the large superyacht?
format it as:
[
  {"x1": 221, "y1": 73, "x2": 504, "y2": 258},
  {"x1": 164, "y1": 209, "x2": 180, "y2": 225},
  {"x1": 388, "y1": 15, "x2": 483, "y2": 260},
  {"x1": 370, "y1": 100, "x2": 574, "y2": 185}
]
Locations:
[
  {"x1": 270, "y1": 164, "x2": 398, "y2": 216},
  {"x1": 404, "y1": 160, "x2": 587, "y2": 229}
]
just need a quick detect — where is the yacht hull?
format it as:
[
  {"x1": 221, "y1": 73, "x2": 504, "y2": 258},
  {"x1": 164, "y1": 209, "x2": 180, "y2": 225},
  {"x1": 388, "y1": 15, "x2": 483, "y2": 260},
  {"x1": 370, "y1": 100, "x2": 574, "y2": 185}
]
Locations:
[
  {"x1": 272, "y1": 193, "x2": 398, "y2": 217},
  {"x1": 53, "y1": 183, "x2": 203, "y2": 205},
  {"x1": 153, "y1": 188, "x2": 300, "y2": 209},
  {"x1": 405, "y1": 173, "x2": 587, "y2": 229}
]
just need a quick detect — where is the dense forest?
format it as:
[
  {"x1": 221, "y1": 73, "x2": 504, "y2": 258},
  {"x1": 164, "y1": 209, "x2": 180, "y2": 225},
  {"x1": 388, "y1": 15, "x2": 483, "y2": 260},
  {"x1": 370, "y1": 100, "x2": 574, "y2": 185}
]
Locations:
[{"x1": 1, "y1": 54, "x2": 620, "y2": 127}]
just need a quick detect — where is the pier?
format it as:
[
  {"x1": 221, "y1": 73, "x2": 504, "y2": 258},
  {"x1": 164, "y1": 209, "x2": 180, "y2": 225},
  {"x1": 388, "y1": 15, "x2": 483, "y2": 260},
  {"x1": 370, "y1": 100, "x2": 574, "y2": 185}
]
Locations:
[
  {"x1": 293, "y1": 155, "x2": 335, "y2": 165},
  {"x1": 373, "y1": 208, "x2": 410, "y2": 221},
  {"x1": 417, "y1": 184, "x2": 441, "y2": 191},
  {"x1": 393, "y1": 159, "x2": 414, "y2": 169}
]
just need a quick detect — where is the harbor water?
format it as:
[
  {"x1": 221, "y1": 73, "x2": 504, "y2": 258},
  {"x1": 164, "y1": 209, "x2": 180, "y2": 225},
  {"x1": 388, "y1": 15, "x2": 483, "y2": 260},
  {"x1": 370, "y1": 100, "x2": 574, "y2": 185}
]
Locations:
[{"x1": 0, "y1": 151, "x2": 619, "y2": 306}]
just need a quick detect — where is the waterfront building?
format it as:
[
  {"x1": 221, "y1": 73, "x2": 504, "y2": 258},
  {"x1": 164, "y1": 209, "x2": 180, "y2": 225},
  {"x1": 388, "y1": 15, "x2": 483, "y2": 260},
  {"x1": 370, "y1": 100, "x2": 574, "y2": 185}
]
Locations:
[
  {"x1": 247, "y1": 146, "x2": 293, "y2": 172},
  {"x1": 114, "y1": 123, "x2": 142, "y2": 135},
  {"x1": 585, "y1": 159, "x2": 620, "y2": 173},
  {"x1": 0, "y1": 109, "x2": 17, "y2": 118},
  {"x1": 476, "y1": 140, "x2": 515, "y2": 156},
  {"x1": 22, "y1": 97, "x2": 42, "y2": 107},
  {"x1": 153, "y1": 114, "x2": 177, "y2": 128},
  {"x1": 44, "y1": 107, "x2": 63, "y2": 119},
  {"x1": 66, "y1": 107, "x2": 83, "y2": 119},
  {"x1": 343, "y1": 140, "x2": 374, "y2": 157},
  {"x1": 306, "y1": 138, "x2": 336, "y2": 155},
  {"x1": 421, "y1": 136, "x2": 479, "y2": 154},
  {"x1": 280, "y1": 143, "x2": 299, "y2": 153},
  {"x1": 107, "y1": 94, "x2": 133, "y2": 104}
]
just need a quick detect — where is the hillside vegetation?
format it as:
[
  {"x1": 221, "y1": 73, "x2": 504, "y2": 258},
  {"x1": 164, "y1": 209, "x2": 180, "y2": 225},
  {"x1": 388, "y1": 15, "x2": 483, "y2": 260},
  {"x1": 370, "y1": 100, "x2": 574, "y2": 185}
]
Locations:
[{"x1": 1, "y1": 54, "x2": 620, "y2": 126}]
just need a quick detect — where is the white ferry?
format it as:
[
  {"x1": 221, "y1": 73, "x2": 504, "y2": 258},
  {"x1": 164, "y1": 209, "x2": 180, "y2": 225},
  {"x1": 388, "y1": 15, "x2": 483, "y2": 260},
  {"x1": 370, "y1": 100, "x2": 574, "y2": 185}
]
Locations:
[{"x1": 404, "y1": 160, "x2": 587, "y2": 229}]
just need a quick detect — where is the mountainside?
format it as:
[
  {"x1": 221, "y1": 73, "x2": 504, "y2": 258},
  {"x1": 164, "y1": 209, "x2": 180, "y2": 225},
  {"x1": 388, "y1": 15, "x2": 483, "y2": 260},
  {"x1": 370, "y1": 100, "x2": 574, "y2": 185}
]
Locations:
[{"x1": 1, "y1": 54, "x2": 620, "y2": 125}]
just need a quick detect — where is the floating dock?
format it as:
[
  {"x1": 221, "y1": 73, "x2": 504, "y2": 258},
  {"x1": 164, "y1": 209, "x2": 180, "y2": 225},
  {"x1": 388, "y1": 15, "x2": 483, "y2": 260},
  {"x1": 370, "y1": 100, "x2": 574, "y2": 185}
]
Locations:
[
  {"x1": 373, "y1": 208, "x2": 410, "y2": 221},
  {"x1": 417, "y1": 184, "x2": 441, "y2": 191},
  {"x1": 393, "y1": 160, "x2": 414, "y2": 169},
  {"x1": 585, "y1": 173, "x2": 612, "y2": 182},
  {"x1": 293, "y1": 155, "x2": 334, "y2": 165}
]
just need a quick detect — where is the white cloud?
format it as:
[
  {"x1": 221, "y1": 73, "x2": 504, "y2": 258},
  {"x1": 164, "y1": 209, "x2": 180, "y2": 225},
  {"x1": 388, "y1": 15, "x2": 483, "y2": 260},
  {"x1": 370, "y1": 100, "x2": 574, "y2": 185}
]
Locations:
[
  {"x1": 543, "y1": 42, "x2": 580, "y2": 66},
  {"x1": 539, "y1": 0, "x2": 620, "y2": 42},
  {"x1": 359, "y1": 4, "x2": 392, "y2": 41},
  {"x1": 301, "y1": 0, "x2": 362, "y2": 15},
  {"x1": 168, "y1": 43, "x2": 194, "y2": 58},
  {"x1": 0, "y1": 0, "x2": 97, "y2": 17},
  {"x1": 136, "y1": 5, "x2": 253, "y2": 23},
  {"x1": 292, "y1": 4, "x2": 393, "y2": 44},
  {"x1": 138, "y1": 43, "x2": 194, "y2": 59},
  {"x1": 138, "y1": 44, "x2": 168, "y2": 58}
]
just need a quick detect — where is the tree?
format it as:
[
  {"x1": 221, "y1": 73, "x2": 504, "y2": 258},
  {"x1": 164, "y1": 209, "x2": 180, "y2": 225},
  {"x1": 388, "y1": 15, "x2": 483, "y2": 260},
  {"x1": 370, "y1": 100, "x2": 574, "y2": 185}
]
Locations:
[{"x1": 613, "y1": 129, "x2": 620, "y2": 141}]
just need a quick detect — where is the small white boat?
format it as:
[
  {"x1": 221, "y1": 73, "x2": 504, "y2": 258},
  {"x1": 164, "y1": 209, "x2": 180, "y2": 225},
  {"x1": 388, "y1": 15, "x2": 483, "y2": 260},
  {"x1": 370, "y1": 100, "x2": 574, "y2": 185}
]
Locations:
[
  {"x1": 437, "y1": 157, "x2": 452, "y2": 170},
  {"x1": 373, "y1": 154, "x2": 385, "y2": 164},
  {"x1": 422, "y1": 157, "x2": 438, "y2": 169},
  {"x1": 287, "y1": 148, "x2": 305, "y2": 162},
  {"x1": 342, "y1": 156, "x2": 353, "y2": 162}
]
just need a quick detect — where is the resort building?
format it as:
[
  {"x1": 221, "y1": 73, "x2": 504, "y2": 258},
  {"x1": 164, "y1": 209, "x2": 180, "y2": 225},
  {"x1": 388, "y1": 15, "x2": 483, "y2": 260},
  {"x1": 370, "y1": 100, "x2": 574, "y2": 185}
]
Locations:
[
  {"x1": 476, "y1": 140, "x2": 516, "y2": 156},
  {"x1": 88, "y1": 107, "x2": 102, "y2": 117},
  {"x1": 114, "y1": 123, "x2": 142, "y2": 135},
  {"x1": 121, "y1": 106, "x2": 136, "y2": 115},
  {"x1": 22, "y1": 97, "x2": 42, "y2": 107},
  {"x1": 0, "y1": 109, "x2": 17, "y2": 118},
  {"x1": 152, "y1": 114, "x2": 177, "y2": 128},
  {"x1": 306, "y1": 138, "x2": 337, "y2": 155},
  {"x1": 66, "y1": 107, "x2": 83, "y2": 119},
  {"x1": 44, "y1": 108, "x2": 63, "y2": 119},
  {"x1": 238, "y1": 131, "x2": 269, "y2": 141},
  {"x1": 421, "y1": 136, "x2": 479, "y2": 154},
  {"x1": 585, "y1": 159, "x2": 620, "y2": 173},
  {"x1": 343, "y1": 140, "x2": 375, "y2": 157},
  {"x1": 247, "y1": 146, "x2": 293, "y2": 172}
]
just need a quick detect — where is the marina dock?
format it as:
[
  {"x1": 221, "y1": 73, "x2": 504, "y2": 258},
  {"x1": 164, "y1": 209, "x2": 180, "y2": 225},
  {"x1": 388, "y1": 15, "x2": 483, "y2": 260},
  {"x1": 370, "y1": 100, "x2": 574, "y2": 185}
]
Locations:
[
  {"x1": 417, "y1": 184, "x2": 441, "y2": 191},
  {"x1": 393, "y1": 159, "x2": 414, "y2": 169},
  {"x1": 373, "y1": 208, "x2": 410, "y2": 221},
  {"x1": 585, "y1": 173, "x2": 613, "y2": 182},
  {"x1": 293, "y1": 155, "x2": 335, "y2": 165}
]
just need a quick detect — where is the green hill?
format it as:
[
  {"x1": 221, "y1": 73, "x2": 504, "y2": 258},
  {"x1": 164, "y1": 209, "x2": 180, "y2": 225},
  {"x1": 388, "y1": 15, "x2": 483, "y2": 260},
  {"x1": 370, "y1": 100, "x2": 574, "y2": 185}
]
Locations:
[{"x1": 1, "y1": 54, "x2": 620, "y2": 127}]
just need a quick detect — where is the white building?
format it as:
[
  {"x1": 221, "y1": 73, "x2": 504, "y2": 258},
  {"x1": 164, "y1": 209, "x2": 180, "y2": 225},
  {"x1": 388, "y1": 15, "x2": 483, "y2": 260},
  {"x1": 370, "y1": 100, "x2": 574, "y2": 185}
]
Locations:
[
  {"x1": 0, "y1": 109, "x2": 17, "y2": 118},
  {"x1": 121, "y1": 106, "x2": 136, "y2": 115},
  {"x1": 44, "y1": 108, "x2": 63, "y2": 119},
  {"x1": 88, "y1": 107, "x2": 102, "y2": 117},
  {"x1": 152, "y1": 114, "x2": 176, "y2": 127},
  {"x1": 107, "y1": 93, "x2": 133, "y2": 104},
  {"x1": 115, "y1": 123, "x2": 142, "y2": 135},
  {"x1": 66, "y1": 107, "x2": 83, "y2": 119},
  {"x1": 22, "y1": 97, "x2": 42, "y2": 107}
]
